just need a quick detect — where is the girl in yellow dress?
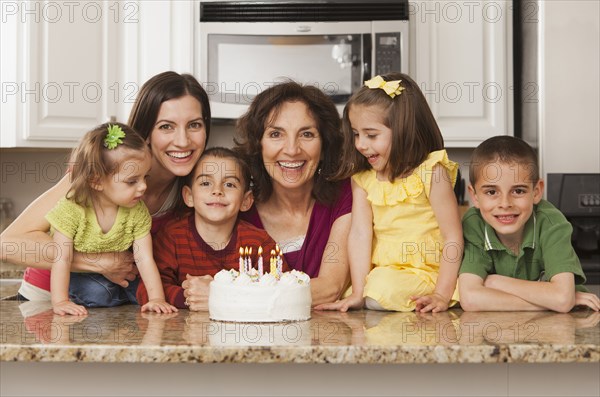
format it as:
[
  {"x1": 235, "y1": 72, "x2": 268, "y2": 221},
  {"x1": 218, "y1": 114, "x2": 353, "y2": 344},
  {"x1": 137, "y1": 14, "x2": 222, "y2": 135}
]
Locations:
[{"x1": 318, "y1": 73, "x2": 462, "y2": 312}]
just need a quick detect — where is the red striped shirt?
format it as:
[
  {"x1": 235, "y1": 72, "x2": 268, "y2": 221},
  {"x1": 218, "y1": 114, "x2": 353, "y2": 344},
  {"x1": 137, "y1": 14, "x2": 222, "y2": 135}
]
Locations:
[{"x1": 136, "y1": 213, "x2": 287, "y2": 308}]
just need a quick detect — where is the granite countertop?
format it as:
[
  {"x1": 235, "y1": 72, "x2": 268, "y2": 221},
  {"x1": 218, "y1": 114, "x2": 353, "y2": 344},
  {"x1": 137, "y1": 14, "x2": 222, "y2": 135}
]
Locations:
[
  {"x1": 0, "y1": 282, "x2": 20, "y2": 299},
  {"x1": 1, "y1": 301, "x2": 598, "y2": 364},
  {"x1": 0, "y1": 262, "x2": 24, "y2": 279}
]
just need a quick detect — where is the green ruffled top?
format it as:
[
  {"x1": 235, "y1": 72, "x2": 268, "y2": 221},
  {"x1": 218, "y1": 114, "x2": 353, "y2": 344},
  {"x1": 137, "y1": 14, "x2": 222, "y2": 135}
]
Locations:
[{"x1": 45, "y1": 198, "x2": 151, "y2": 252}]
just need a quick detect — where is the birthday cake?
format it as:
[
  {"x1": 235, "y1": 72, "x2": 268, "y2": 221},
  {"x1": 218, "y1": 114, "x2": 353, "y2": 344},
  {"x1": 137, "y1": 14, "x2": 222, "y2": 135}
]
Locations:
[{"x1": 208, "y1": 246, "x2": 312, "y2": 323}]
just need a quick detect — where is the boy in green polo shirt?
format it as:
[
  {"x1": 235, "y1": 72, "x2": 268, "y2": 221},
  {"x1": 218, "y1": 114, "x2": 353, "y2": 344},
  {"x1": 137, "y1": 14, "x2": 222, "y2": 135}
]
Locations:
[{"x1": 459, "y1": 136, "x2": 600, "y2": 312}]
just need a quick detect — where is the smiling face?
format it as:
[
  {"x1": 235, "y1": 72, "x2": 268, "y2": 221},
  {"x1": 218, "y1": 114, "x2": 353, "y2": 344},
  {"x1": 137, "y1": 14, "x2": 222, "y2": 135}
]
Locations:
[
  {"x1": 183, "y1": 155, "x2": 253, "y2": 227},
  {"x1": 469, "y1": 161, "x2": 544, "y2": 249},
  {"x1": 260, "y1": 101, "x2": 322, "y2": 192},
  {"x1": 149, "y1": 95, "x2": 207, "y2": 178},
  {"x1": 93, "y1": 148, "x2": 152, "y2": 209},
  {"x1": 349, "y1": 104, "x2": 393, "y2": 180}
]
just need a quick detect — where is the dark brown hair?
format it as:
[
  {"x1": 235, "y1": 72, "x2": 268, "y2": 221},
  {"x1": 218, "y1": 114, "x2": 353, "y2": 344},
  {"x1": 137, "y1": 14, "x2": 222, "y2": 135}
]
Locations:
[
  {"x1": 469, "y1": 135, "x2": 539, "y2": 186},
  {"x1": 128, "y1": 71, "x2": 211, "y2": 143},
  {"x1": 68, "y1": 122, "x2": 149, "y2": 206},
  {"x1": 234, "y1": 81, "x2": 344, "y2": 204},
  {"x1": 184, "y1": 147, "x2": 252, "y2": 192},
  {"x1": 335, "y1": 72, "x2": 444, "y2": 182},
  {"x1": 175, "y1": 147, "x2": 252, "y2": 216}
]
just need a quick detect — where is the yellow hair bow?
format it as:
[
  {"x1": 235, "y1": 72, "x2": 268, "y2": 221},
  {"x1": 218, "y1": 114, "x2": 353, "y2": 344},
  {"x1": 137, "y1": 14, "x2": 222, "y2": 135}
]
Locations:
[{"x1": 364, "y1": 76, "x2": 404, "y2": 98}]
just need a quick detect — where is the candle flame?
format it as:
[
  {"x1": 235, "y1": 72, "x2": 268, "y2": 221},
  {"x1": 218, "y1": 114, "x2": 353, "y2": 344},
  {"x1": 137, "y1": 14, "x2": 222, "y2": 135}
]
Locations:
[{"x1": 258, "y1": 246, "x2": 263, "y2": 255}]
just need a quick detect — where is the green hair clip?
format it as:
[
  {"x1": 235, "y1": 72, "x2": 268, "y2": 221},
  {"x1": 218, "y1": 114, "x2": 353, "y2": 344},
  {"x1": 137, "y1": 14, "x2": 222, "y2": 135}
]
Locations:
[{"x1": 104, "y1": 124, "x2": 126, "y2": 149}]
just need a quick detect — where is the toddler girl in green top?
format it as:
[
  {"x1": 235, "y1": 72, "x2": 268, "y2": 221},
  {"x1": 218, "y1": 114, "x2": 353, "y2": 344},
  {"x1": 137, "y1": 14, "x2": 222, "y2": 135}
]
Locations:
[{"x1": 47, "y1": 122, "x2": 177, "y2": 315}]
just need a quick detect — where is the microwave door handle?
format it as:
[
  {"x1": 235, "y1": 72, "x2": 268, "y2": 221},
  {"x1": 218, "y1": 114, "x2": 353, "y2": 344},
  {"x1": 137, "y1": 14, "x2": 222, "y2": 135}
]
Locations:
[
  {"x1": 363, "y1": 62, "x2": 371, "y2": 81},
  {"x1": 362, "y1": 34, "x2": 372, "y2": 81}
]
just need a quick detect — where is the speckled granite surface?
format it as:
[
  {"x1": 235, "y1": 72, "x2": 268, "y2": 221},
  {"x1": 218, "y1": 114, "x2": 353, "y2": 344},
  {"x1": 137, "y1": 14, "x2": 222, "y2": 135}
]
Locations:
[
  {"x1": 1, "y1": 301, "x2": 598, "y2": 364},
  {"x1": 0, "y1": 262, "x2": 24, "y2": 279},
  {"x1": 0, "y1": 282, "x2": 20, "y2": 299}
]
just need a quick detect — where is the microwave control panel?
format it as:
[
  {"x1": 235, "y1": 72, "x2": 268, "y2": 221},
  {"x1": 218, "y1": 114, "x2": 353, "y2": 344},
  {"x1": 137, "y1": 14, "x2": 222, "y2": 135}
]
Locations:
[{"x1": 375, "y1": 33, "x2": 402, "y2": 75}]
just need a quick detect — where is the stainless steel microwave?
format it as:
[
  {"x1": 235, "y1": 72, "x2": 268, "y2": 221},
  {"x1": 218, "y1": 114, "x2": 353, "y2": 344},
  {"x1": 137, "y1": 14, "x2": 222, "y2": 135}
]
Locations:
[{"x1": 196, "y1": 0, "x2": 410, "y2": 119}]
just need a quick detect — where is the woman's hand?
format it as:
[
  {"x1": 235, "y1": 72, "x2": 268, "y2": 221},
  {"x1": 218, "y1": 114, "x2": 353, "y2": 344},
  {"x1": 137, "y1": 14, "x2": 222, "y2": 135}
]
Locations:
[
  {"x1": 182, "y1": 274, "x2": 213, "y2": 311},
  {"x1": 411, "y1": 292, "x2": 450, "y2": 313},
  {"x1": 73, "y1": 250, "x2": 138, "y2": 288},
  {"x1": 314, "y1": 293, "x2": 365, "y2": 312}
]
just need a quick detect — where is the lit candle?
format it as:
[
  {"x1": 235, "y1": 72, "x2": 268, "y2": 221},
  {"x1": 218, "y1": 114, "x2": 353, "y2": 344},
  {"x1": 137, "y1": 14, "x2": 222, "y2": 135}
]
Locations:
[
  {"x1": 239, "y1": 247, "x2": 244, "y2": 273},
  {"x1": 257, "y1": 246, "x2": 263, "y2": 276},
  {"x1": 270, "y1": 249, "x2": 276, "y2": 275},
  {"x1": 244, "y1": 246, "x2": 249, "y2": 272},
  {"x1": 248, "y1": 247, "x2": 253, "y2": 271},
  {"x1": 277, "y1": 252, "x2": 283, "y2": 275},
  {"x1": 274, "y1": 244, "x2": 281, "y2": 277}
]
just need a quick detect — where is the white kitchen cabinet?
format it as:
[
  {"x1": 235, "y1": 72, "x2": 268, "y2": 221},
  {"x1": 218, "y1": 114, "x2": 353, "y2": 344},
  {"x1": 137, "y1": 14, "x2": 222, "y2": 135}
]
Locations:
[
  {"x1": 1, "y1": 1, "x2": 121, "y2": 148},
  {"x1": 117, "y1": 0, "x2": 195, "y2": 122},
  {"x1": 413, "y1": 0, "x2": 513, "y2": 147},
  {"x1": 0, "y1": 1, "x2": 195, "y2": 148},
  {"x1": 538, "y1": 0, "x2": 600, "y2": 177}
]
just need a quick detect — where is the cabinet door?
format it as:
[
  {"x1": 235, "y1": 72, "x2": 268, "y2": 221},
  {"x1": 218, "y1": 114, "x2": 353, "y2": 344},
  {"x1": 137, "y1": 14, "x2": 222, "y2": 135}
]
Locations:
[
  {"x1": 414, "y1": 0, "x2": 513, "y2": 147},
  {"x1": 1, "y1": 1, "x2": 118, "y2": 148},
  {"x1": 117, "y1": 0, "x2": 194, "y2": 122}
]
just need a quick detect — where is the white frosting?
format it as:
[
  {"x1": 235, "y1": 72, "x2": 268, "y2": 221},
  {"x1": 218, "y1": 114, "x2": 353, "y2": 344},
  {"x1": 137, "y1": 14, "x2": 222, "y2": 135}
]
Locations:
[
  {"x1": 233, "y1": 272, "x2": 252, "y2": 286},
  {"x1": 214, "y1": 269, "x2": 238, "y2": 283},
  {"x1": 209, "y1": 269, "x2": 312, "y2": 323},
  {"x1": 290, "y1": 269, "x2": 310, "y2": 284},
  {"x1": 258, "y1": 273, "x2": 277, "y2": 286}
]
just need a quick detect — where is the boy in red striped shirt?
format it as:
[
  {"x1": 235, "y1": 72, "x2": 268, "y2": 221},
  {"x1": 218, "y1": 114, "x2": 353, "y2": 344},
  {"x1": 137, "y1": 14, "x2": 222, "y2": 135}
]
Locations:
[{"x1": 137, "y1": 147, "x2": 286, "y2": 310}]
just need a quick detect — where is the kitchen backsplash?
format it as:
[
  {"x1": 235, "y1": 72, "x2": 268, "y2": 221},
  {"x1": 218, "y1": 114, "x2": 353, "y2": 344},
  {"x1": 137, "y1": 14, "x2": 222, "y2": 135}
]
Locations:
[
  {"x1": 1, "y1": 149, "x2": 70, "y2": 216},
  {"x1": 0, "y1": 124, "x2": 473, "y2": 218}
]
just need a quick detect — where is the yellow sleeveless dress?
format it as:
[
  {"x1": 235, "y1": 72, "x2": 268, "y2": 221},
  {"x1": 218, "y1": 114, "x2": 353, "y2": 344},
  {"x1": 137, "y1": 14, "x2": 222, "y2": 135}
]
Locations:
[{"x1": 354, "y1": 150, "x2": 460, "y2": 311}]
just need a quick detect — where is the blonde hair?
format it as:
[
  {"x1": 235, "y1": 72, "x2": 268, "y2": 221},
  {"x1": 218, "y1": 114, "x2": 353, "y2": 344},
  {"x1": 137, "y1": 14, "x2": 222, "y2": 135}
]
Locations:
[
  {"x1": 67, "y1": 122, "x2": 149, "y2": 206},
  {"x1": 335, "y1": 72, "x2": 444, "y2": 182}
]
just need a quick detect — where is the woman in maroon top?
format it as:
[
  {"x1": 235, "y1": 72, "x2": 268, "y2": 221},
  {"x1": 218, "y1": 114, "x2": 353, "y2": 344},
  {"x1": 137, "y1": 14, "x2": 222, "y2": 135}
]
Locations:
[{"x1": 235, "y1": 82, "x2": 352, "y2": 306}]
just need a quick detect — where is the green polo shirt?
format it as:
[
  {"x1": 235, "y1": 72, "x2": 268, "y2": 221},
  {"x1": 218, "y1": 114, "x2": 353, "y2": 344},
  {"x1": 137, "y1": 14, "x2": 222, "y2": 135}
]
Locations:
[{"x1": 460, "y1": 200, "x2": 587, "y2": 291}]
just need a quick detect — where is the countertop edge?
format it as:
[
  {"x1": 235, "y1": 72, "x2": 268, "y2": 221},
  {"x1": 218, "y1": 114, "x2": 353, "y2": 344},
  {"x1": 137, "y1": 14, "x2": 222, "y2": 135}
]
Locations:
[{"x1": 2, "y1": 344, "x2": 598, "y2": 364}]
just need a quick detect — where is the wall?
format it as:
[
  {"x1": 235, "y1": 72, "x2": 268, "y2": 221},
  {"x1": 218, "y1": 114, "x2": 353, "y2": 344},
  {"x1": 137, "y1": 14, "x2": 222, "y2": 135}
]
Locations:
[
  {"x1": 0, "y1": 150, "x2": 70, "y2": 217},
  {"x1": 0, "y1": 123, "x2": 241, "y2": 218},
  {"x1": 3, "y1": 0, "x2": 599, "y2": 217},
  {"x1": 0, "y1": 127, "x2": 474, "y2": 220},
  {"x1": 539, "y1": 1, "x2": 600, "y2": 176}
]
